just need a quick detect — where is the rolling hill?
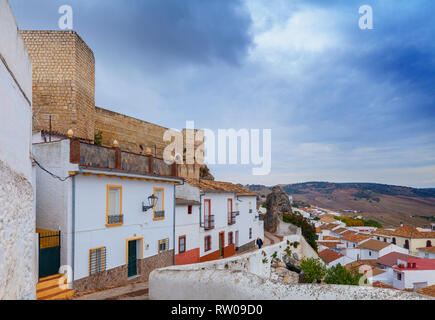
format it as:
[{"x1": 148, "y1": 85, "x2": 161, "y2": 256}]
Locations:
[{"x1": 246, "y1": 182, "x2": 435, "y2": 228}]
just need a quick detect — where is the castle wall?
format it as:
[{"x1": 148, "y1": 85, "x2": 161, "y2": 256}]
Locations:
[{"x1": 20, "y1": 30, "x2": 95, "y2": 141}]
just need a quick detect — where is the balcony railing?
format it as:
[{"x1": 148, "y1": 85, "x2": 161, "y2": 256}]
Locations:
[
  {"x1": 108, "y1": 215, "x2": 123, "y2": 225},
  {"x1": 202, "y1": 215, "x2": 215, "y2": 230},
  {"x1": 228, "y1": 214, "x2": 236, "y2": 225},
  {"x1": 233, "y1": 211, "x2": 240, "y2": 216},
  {"x1": 155, "y1": 210, "x2": 165, "y2": 219}
]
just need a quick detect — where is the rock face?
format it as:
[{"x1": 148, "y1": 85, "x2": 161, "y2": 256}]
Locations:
[
  {"x1": 200, "y1": 165, "x2": 215, "y2": 181},
  {"x1": 264, "y1": 186, "x2": 293, "y2": 232}
]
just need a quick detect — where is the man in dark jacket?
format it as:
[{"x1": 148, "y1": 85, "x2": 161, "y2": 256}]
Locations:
[{"x1": 256, "y1": 237, "x2": 263, "y2": 249}]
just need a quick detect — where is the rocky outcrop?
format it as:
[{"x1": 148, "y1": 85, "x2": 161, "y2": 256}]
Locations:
[
  {"x1": 199, "y1": 165, "x2": 215, "y2": 181},
  {"x1": 264, "y1": 186, "x2": 293, "y2": 233}
]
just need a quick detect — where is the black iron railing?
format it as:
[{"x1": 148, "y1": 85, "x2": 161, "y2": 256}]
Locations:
[
  {"x1": 202, "y1": 215, "x2": 215, "y2": 230},
  {"x1": 108, "y1": 215, "x2": 123, "y2": 225},
  {"x1": 154, "y1": 210, "x2": 165, "y2": 219},
  {"x1": 228, "y1": 214, "x2": 236, "y2": 225}
]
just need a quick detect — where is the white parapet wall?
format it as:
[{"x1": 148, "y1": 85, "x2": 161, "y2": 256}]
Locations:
[{"x1": 149, "y1": 234, "x2": 432, "y2": 300}]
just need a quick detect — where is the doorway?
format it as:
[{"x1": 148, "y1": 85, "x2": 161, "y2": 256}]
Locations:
[{"x1": 219, "y1": 232, "x2": 225, "y2": 257}]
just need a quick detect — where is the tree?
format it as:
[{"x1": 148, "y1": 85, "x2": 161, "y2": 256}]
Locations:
[
  {"x1": 299, "y1": 258, "x2": 326, "y2": 283},
  {"x1": 323, "y1": 264, "x2": 361, "y2": 285},
  {"x1": 94, "y1": 130, "x2": 103, "y2": 146}
]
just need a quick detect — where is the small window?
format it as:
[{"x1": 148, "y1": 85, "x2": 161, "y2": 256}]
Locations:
[
  {"x1": 89, "y1": 247, "x2": 106, "y2": 276},
  {"x1": 228, "y1": 232, "x2": 233, "y2": 245},
  {"x1": 107, "y1": 186, "x2": 122, "y2": 226},
  {"x1": 397, "y1": 273, "x2": 402, "y2": 281},
  {"x1": 249, "y1": 202, "x2": 253, "y2": 214},
  {"x1": 154, "y1": 188, "x2": 165, "y2": 220},
  {"x1": 205, "y1": 236, "x2": 212, "y2": 252},
  {"x1": 369, "y1": 251, "x2": 372, "y2": 256},
  {"x1": 249, "y1": 228, "x2": 252, "y2": 240},
  {"x1": 404, "y1": 240, "x2": 409, "y2": 249},
  {"x1": 179, "y1": 236, "x2": 186, "y2": 253},
  {"x1": 188, "y1": 205, "x2": 192, "y2": 215},
  {"x1": 353, "y1": 243, "x2": 356, "y2": 248},
  {"x1": 158, "y1": 238, "x2": 169, "y2": 254},
  {"x1": 427, "y1": 240, "x2": 432, "y2": 248}
]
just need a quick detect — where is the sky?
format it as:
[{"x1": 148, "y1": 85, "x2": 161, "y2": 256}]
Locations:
[{"x1": 9, "y1": 0, "x2": 435, "y2": 188}]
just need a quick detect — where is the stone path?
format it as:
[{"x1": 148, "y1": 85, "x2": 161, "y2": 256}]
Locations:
[{"x1": 72, "y1": 282, "x2": 149, "y2": 300}]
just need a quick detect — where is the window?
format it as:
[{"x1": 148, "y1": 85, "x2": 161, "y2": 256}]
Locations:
[
  {"x1": 106, "y1": 186, "x2": 122, "y2": 227},
  {"x1": 228, "y1": 232, "x2": 233, "y2": 245},
  {"x1": 249, "y1": 228, "x2": 252, "y2": 240},
  {"x1": 392, "y1": 238, "x2": 396, "y2": 245},
  {"x1": 179, "y1": 236, "x2": 186, "y2": 253},
  {"x1": 227, "y1": 199, "x2": 233, "y2": 225},
  {"x1": 158, "y1": 238, "x2": 169, "y2": 254},
  {"x1": 89, "y1": 247, "x2": 106, "y2": 276},
  {"x1": 427, "y1": 240, "x2": 432, "y2": 248},
  {"x1": 397, "y1": 273, "x2": 402, "y2": 281},
  {"x1": 353, "y1": 243, "x2": 356, "y2": 248},
  {"x1": 249, "y1": 202, "x2": 253, "y2": 214},
  {"x1": 153, "y1": 188, "x2": 165, "y2": 220},
  {"x1": 188, "y1": 205, "x2": 192, "y2": 214},
  {"x1": 369, "y1": 251, "x2": 372, "y2": 256},
  {"x1": 204, "y1": 236, "x2": 212, "y2": 252},
  {"x1": 404, "y1": 240, "x2": 409, "y2": 249}
]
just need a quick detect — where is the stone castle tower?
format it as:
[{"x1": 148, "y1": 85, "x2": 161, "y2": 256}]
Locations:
[
  {"x1": 21, "y1": 30, "x2": 204, "y2": 179},
  {"x1": 20, "y1": 31, "x2": 95, "y2": 141}
]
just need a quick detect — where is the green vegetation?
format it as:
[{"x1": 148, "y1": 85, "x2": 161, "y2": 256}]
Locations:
[
  {"x1": 334, "y1": 216, "x2": 383, "y2": 228},
  {"x1": 283, "y1": 212, "x2": 318, "y2": 251},
  {"x1": 299, "y1": 258, "x2": 326, "y2": 283},
  {"x1": 323, "y1": 264, "x2": 362, "y2": 285},
  {"x1": 291, "y1": 200, "x2": 311, "y2": 208},
  {"x1": 94, "y1": 130, "x2": 103, "y2": 146},
  {"x1": 261, "y1": 201, "x2": 267, "y2": 208}
]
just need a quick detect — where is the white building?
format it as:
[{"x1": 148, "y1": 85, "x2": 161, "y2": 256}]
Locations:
[
  {"x1": 176, "y1": 179, "x2": 264, "y2": 262},
  {"x1": 377, "y1": 252, "x2": 420, "y2": 286},
  {"x1": 33, "y1": 139, "x2": 182, "y2": 295},
  {"x1": 0, "y1": 0, "x2": 36, "y2": 300},
  {"x1": 357, "y1": 239, "x2": 409, "y2": 260},
  {"x1": 392, "y1": 258, "x2": 435, "y2": 291},
  {"x1": 418, "y1": 247, "x2": 435, "y2": 259},
  {"x1": 318, "y1": 249, "x2": 354, "y2": 268}
]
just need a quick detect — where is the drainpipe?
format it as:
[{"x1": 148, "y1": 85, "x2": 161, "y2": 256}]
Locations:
[
  {"x1": 173, "y1": 184, "x2": 176, "y2": 265},
  {"x1": 71, "y1": 174, "x2": 76, "y2": 289}
]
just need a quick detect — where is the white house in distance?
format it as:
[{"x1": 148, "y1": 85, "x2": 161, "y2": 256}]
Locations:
[
  {"x1": 175, "y1": 179, "x2": 264, "y2": 263},
  {"x1": 377, "y1": 252, "x2": 420, "y2": 286},
  {"x1": 392, "y1": 258, "x2": 435, "y2": 291},
  {"x1": 357, "y1": 239, "x2": 409, "y2": 260},
  {"x1": 0, "y1": 0, "x2": 36, "y2": 300},
  {"x1": 33, "y1": 138, "x2": 182, "y2": 297},
  {"x1": 318, "y1": 249, "x2": 354, "y2": 268}
]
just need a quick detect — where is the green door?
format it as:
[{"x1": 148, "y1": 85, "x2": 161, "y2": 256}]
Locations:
[
  {"x1": 219, "y1": 233, "x2": 224, "y2": 257},
  {"x1": 128, "y1": 240, "x2": 137, "y2": 277}
]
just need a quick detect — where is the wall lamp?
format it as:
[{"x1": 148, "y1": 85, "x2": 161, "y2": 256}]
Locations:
[{"x1": 143, "y1": 194, "x2": 158, "y2": 212}]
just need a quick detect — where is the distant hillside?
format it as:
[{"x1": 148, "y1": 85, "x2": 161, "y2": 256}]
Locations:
[{"x1": 245, "y1": 182, "x2": 435, "y2": 228}]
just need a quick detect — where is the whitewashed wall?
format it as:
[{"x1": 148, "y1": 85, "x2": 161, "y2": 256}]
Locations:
[
  {"x1": 393, "y1": 269, "x2": 435, "y2": 290},
  {"x1": 0, "y1": 0, "x2": 35, "y2": 300},
  {"x1": 175, "y1": 204, "x2": 200, "y2": 255}
]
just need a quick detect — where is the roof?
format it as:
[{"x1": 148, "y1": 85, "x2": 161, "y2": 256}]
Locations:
[
  {"x1": 319, "y1": 215, "x2": 337, "y2": 224},
  {"x1": 185, "y1": 179, "x2": 257, "y2": 196},
  {"x1": 377, "y1": 252, "x2": 420, "y2": 268},
  {"x1": 319, "y1": 249, "x2": 344, "y2": 264},
  {"x1": 394, "y1": 258, "x2": 435, "y2": 271},
  {"x1": 332, "y1": 227, "x2": 348, "y2": 234},
  {"x1": 176, "y1": 198, "x2": 201, "y2": 206},
  {"x1": 320, "y1": 223, "x2": 339, "y2": 231},
  {"x1": 345, "y1": 260, "x2": 379, "y2": 272},
  {"x1": 418, "y1": 284, "x2": 435, "y2": 297},
  {"x1": 392, "y1": 225, "x2": 435, "y2": 239},
  {"x1": 373, "y1": 281, "x2": 396, "y2": 290},
  {"x1": 323, "y1": 236, "x2": 340, "y2": 241},
  {"x1": 372, "y1": 229, "x2": 395, "y2": 237},
  {"x1": 357, "y1": 239, "x2": 391, "y2": 251},
  {"x1": 317, "y1": 241, "x2": 342, "y2": 249},
  {"x1": 341, "y1": 230, "x2": 357, "y2": 236},
  {"x1": 316, "y1": 227, "x2": 322, "y2": 233},
  {"x1": 341, "y1": 233, "x2": 372, "y2": 243},
  {"x1": 417, "y1": 246, "x2": 435, "y2": 253}
]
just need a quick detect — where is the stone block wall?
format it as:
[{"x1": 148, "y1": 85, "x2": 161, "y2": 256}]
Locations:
[{"x1": 20, "y1": 31, "x2": 95, "y2": 141}]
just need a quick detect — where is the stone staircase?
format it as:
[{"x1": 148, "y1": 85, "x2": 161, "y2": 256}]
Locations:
[
  {"x1": 73, "y1": 282, "x2": 149, "y2": 300},
  {"x1": 36, "y1": 274, "x2": 74, "y2": 300}
]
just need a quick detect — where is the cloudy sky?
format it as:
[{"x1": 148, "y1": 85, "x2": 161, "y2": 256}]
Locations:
[{"x1": 10, "y1": 0, "x2": 435, "y2": 188}]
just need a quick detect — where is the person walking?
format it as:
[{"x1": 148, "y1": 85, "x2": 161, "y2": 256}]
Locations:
[{"x1": 256, "y1": 237, "x2": 263, "y2": 249}]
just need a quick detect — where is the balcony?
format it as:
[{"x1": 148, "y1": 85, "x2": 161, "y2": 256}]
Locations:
[
  {"x1": 233, "y1": 211, "x2": 240, "y2": 216},
  {"x1": 107, "y1": 215, "x2": 123, "y2": 225},
  {"x1": 202, "y1": 215, "x2": 215, "y2": 230},
  {"x1": 228, "y1": 214, "x2": 236, "y2": 225}
]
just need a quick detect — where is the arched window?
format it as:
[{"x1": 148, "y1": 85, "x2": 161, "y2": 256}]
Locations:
[
  {"x1": 404, "y1": 240, "x2": 409, "y2": 249},
  {"x1": 392, "y1": 238, "x2": 396, "y2": 245},
  {"x1": 427, "y1": 240, "x2": 432, "y2": 248}
]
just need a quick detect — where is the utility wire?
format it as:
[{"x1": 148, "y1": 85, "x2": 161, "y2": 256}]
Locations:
[{"x1": 31, "y1": 155, "x2": 74, "y2": 182}]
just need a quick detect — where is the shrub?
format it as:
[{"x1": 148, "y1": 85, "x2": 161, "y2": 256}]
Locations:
[
  {"x1": 299, "y1": 258, "x2": 326, "y2": 283},
  {"x1": 323, "y1": 264, "x2": 362, "y2": 285},
  {"x1": 283, "y1": 212, "x2": 318, "y2": 251}
]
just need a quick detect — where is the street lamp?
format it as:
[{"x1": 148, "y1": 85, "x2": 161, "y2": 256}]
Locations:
[{"x1": 143, "y1": 194, "x2": 158, "y2": 212}]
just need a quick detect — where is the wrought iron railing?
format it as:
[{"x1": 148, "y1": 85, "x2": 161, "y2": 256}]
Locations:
[
  {"x1": 228, "y1": 214, "x2": 236, "y2": 225},
  {"x1": 155, "y1": 210, "x2": 165, "y2": 219},
  {"x1": 202, "y1": 215, "x2": 215, "y2": 230},
  {"x1": 233, "y1": 211, "x2": 240, "y2": 216},
  {"x1": 108, "y1": 215, "x2": 123, "y2": 225}
]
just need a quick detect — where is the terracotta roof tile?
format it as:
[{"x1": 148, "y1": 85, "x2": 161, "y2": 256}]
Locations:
[
  {"x1": 185, "y1": 179, "x2": 257, "y2": 196},
  {"x1": 323, "y1": 236, "x2": 340, "y2": 241},
  {"x1": 319, "y1": 249, "x2": 344, "y2": 264},
  {"x1": 341, "y1": 233, "x2": 372, "y2": 243},
  {"x1": 373, "y1": 281, "x2": 396, "y2": 290},
  {"x1": 392, "y1": 225, "x2": 435, "y2": 239},
  {"x1": 317, "y1": 241, "x2": 342, "y2": 249},
  {"x1": 417, "y1": 246, "x2": 435, "y2": 253},
  {"x1": 357, "y1": 239, "x2": 391, "y2": 251},
  {"x1": 377, "y1": 252, "x2": 421, "y2": 268},
  {"x1": 332, "y1": 227, "x2": 348, "y2": 234},
  {"x1": 372, "y1": 229, "x2": 395, "y2": 236},
  {"x1": 418, "y1": 284, "x2": 435, "y2": 297}
]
